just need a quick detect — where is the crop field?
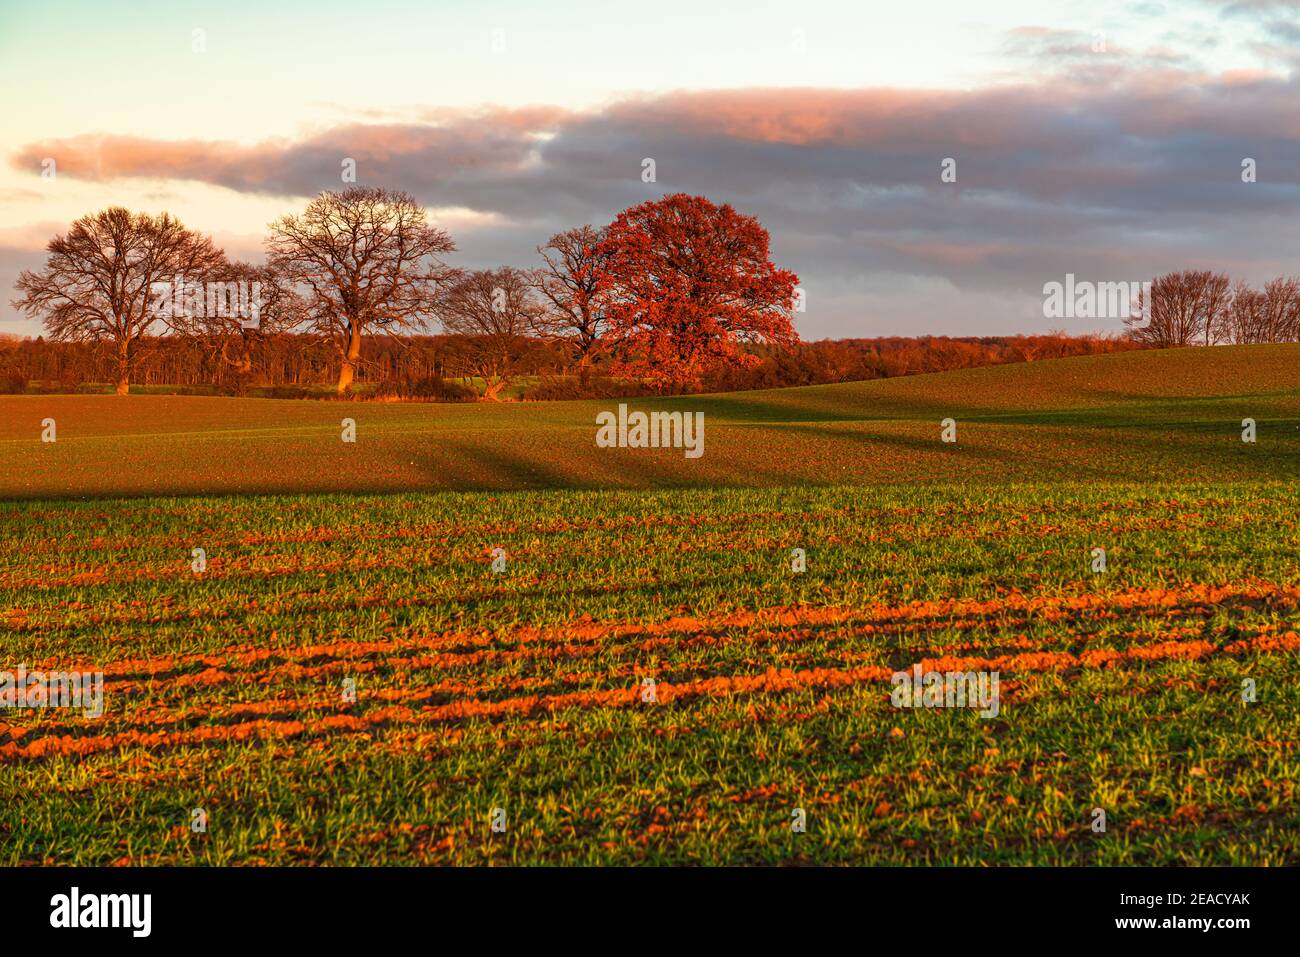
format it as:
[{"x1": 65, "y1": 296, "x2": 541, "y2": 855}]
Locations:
[
  {"x1": 3, "y1": 344, "x2": 1299, "y2": 499},
  {"x1": 1, "y1": 345, "x2": 1298, "y2": 865}
]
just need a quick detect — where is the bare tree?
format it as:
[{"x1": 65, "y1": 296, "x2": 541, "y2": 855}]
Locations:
[
  {"x1": 1223, "y1": 280, "x2": 1268, "y2": 344},
  {"x1": 1126, "y1": 270, "x2": 1230, "y2": 347},
  {"x1": 1198, "y1": 273, "x2": 1232, "y2": 346},
  {"x1": 267, "y1": 187, "x2": 456, "y2": 394},
  {"x1": 1259, "y1": 277, "x2": 1300, "y2": 342},
  {"x1": 533, "y1": 225, "x2": 612, "y2": 367},
  {"x1": 159, "y1": 261, "x2": 303, "y2": 393},
  {"x1": 438, "y1": 267, "x2": 544, "y2": 400},
  {"x1": 11, "y1": 208, "x2": 225, "y2": 394},
  {"x1": 1220, "y1": 277, "x2": 1300, "y2": 343}
]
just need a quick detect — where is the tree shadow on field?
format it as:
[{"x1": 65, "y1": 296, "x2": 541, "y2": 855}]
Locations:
[
  {"x1": 797, "y1": 419, "x2": 1038, "y2": 478},
  {"x1": 1064, "y1": 422, "x2": 1300, "y2": 483},
  {"x1": 1075, "y1": 385, "x2": 1300, "y2": 406},
  {"x1": 678, "y1": 392, "x2": 877, "y2": 424},
  {"x1": 423, "y1": 434, "x2": 580, "y2": 491},
  {"x1": 428, "y1": 421, "x2": 823, "y2": 494},
  {"x1": 684, "y1": 390, "x2": 983, "y2": 425},
  {"x1": 801, "y1": 409, "x2": 1300, "y2": 484}
]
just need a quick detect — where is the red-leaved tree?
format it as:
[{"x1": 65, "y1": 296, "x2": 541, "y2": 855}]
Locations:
[{"x1": 598, "y1": 194, "x2": 799, "y2": 390}]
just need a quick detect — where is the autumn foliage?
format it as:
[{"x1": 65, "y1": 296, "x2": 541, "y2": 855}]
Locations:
[
  {"x1": 597, "y1": 194, "x2": 800, "y2": 390},
  {"x1": 13, "y1": 191, "x2": 1298, "y2": 401}
]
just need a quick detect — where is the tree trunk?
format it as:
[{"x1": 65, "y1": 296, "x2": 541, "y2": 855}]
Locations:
[
  {"x1": 336, "y1": 323, "x2": 362, "y2": 395},
  {"x1": 115, "y1": 342, "x2": 130, "y2": 396}
]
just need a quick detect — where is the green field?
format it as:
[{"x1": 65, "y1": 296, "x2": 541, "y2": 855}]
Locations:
[
  {"x1": 3, "y1": 343, "x2": 1298, "y2": 499},
  {"x1": 1, "y1": 345, "x2": 1297, "y2": 864}
]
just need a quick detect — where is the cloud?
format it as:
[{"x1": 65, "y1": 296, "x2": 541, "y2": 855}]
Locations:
[
  {"x1": 1216, "y1": 0, "x2": 1300, "y2": 17},
  {"x1": 0, "y1": 220, "x2": 71, "y2": 251},
  {"x1": 7, "y1": 53, "x2": 1300, "y2": 338}
]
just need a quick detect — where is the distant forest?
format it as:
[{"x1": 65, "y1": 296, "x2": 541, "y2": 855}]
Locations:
[{"x1": 0, "y1": 331, "x2": 1142, "y2": 400}]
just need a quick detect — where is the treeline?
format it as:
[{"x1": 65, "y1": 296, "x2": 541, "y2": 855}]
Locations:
[
  {"x1": 0, "y1": 331, "x2": 1141, "y2": 398},
  {"x1": 9, "y1": 190, "x2": 805, "y2": 397},
  {"x1": 1127, "y1": 270, "x2": 1300, "y2": 345},
  {"x1": 9, "y1": 186, "x2": 1293, "y2": 402},
  {"x1": 691, "y1": 333, "x2": 1143, "y2": 392}
]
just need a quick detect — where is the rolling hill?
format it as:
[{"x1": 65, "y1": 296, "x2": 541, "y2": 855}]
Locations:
[{"x1": 1, "y1": 343, "x2": 1297, "y2": 499}]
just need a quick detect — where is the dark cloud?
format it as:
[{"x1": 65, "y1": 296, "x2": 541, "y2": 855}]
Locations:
[{"x1": 8, "y1": 61, "x2": 1300, "y2": 338}]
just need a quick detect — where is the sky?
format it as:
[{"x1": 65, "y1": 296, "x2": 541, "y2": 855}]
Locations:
[{"x1": 1, "y1": 0, "x2": 1298, "y2": 340}]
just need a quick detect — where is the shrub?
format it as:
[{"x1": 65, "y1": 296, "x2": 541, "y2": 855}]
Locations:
[
  {"x1": 522, "y1": 374, "x2": 646, "y2": 401},
  {"x1": 261, "y1": 385, "x2": 320, "y2": 400},
  {"x1": 0, "y1": 370, "x2": 28, "y2": 394},
  {"x1": 395, "y1": 375, "x2": 479, "y2": 402}
]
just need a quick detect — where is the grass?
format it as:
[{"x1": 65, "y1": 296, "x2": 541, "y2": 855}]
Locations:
[
  {"x1": 2, "y1": 343, "x2": 1297, "y2": 499},
  {"x1": 16, "y1": 374, "x2": 539, "y2": 401},
  {"x1": 0, "y1": 344, "x2": 1297, "y2": 864}
]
